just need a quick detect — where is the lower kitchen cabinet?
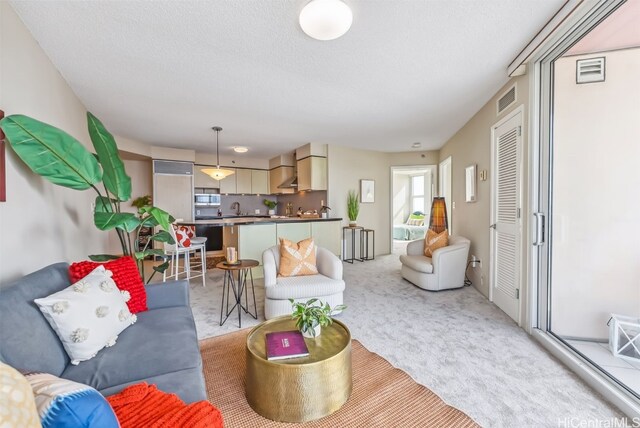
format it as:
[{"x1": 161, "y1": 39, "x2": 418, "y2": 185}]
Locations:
[
  {"x1": 238, "y1": 224, "x2": 277, "y2": 278},
  {"x1": 311, "y1": 221, "x2": 341, "y2": 257},
  {"x1": 276, "y1": 222, "x2": 311, "y2": 244}
]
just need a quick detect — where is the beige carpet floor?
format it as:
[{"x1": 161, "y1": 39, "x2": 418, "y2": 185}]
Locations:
[{"x1": 200, "y1": 329, "x2": 480, "y2": 428}]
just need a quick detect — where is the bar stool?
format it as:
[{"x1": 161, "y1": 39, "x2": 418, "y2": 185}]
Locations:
[{"x1": 163, "y1": 224, "x2": 206, "y2": 287}]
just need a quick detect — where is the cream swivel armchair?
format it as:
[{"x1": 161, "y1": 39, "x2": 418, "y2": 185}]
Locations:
[
  {"x1": 262, "y1": 245, "x2": 345, "y2": 319},
  {"x1": 399, "y1": 236, "x2": 471, "y2": 291}
]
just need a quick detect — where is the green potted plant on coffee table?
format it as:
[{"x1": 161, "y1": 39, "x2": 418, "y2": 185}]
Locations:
[{"x1": 289, "y1": 298, "x2": 347, "y2": 338}]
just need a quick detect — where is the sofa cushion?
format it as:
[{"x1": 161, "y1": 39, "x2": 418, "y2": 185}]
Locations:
[
  {"x1": 61, "y1": 306, "x2": 200, "y2": 391},
  {"x1": 69, "y1": 256, "x2": 148, "y2": 313},
  {"x1": 399, "y1": 255, "x2": 434, "y2": 274},
  {"x1": 266, "y1": 274, "x2": 345, "y2": 300},
  {"x1": 0, "y1": 263, "x2": 71, "y2": 376},
  {"x1": 35, "y1": 266, "x2": 137, "y2": 366}
]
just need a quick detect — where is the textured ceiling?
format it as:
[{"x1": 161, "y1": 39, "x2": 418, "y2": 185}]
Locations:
[{"x1": 10, "y1": 0, "x2": 563, "y2": 158}]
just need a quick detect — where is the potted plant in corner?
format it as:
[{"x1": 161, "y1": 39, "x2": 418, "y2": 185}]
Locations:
[
  {"x1": 347, "y1": 190, "x2": 359, "y2": 227},
  {"x1": 289, "y1": 298, "x2": 347, "y2": 338},
  {"x1": 263, "y1": 199, "x2": 278, "y2": 215}
]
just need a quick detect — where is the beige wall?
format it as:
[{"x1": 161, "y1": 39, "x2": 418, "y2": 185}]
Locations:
[
  {"x1": 327, "y1": 146, "x2": 391, "y2": 256},
  {"x1": 0, "y1": 3, "x2": 109, "y2": 285},
  {"x1": 550, "y1": 49, "x2": 640, "y2": 339},
  {"x1": 439, "y1": 75, "x2": 529, "y2": 318},
  {"x1": 389, "y1": 150, "x2": 439, "y2": 166}
]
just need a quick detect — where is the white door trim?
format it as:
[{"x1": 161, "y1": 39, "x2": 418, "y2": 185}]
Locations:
[{"x1": 489, "y1": 105, "x2": 524, "y2": 318}]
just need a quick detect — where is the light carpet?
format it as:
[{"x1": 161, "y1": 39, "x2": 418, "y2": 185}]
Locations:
[
  {"x1": 200, "y1": 330, "x2": 479, "y2": 427},
  {"x1": 188, "y1": 252, "x2": 624, "y2": 427}
]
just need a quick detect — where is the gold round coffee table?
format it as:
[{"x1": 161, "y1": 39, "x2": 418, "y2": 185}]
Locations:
[{"x1": 245, "y1": 316, "x2": 352, "y2": 422}]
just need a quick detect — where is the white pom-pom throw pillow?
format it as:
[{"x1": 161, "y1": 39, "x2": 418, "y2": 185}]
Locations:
[{"x1": 34, "y1": 265, "x2": 137, "y2": 365}]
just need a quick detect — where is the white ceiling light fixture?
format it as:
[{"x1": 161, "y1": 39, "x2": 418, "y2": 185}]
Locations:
[
  {"x1": 299, "y1": 0, "x2": 353, "y2": 41},
  {"x1": 233, "y1": 146, "x2": 249, "y2": 153},
  {"x1": 201, "y1": 127, "x2": 235, "y2": 180},
  {"x1": 412, "y1": 142, "x2": 422, "y2": 149}
]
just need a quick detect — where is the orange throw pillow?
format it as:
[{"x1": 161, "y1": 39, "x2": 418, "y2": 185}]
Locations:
[
  {"x1": 424, "y1": 229, "x2": 449, "y2": 257},
  {"x1": 107, "y1": 383, "x2": 223, "y2": 428},
  {"x1": 279, "y1": 238, "x2": 318, "y2": 277}
]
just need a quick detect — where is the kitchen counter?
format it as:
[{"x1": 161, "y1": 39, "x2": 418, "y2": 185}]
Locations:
[{"x1": 179, "y1": 217, "x2": 342, "y2": 226}]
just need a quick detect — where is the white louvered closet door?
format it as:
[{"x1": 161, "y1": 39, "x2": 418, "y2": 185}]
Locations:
[{"x1": 491, "y1": 112, "x2": 522, "y2": 323}]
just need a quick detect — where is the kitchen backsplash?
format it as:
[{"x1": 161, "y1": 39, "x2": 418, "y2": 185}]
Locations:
[
  {"x1": 194, "y1": 192, "x2": 328, "y2": 217},
  {"x1": 196, "y1": 195, "x2": 278, "y2": 217},
  {"x1": 276, "y1": 191, "x2": 328, "y2": 216}
]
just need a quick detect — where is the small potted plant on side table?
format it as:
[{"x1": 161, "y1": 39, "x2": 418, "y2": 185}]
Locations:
[
  {"x1": 289, "y1": 298, "x2": 347, "y2": 338},
  {"x1": 347, "y1": 190, "x2": 359, "y2": 227}
]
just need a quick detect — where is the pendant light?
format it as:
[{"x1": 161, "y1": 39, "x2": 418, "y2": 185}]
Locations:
[
  {"x1": 299, "y1": 0, "x2": 353, "y2": 41},
  {"x1": 201, "y1": 127, "x2": 235, "y2": 181}
]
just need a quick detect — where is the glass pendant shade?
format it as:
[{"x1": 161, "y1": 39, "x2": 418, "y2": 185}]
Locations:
[
  {"x1": 201, "y1": 167, "x2": 234, "y2": 181},
  {"x1": 203, "y1": 126, "x2": 235, "y2": 181},
  {"x1": 299, "y1": 0, "x2": 353, "y2": 41},
  {"x1": 429, "y1": 197, "x2": 448, "y2": 233}
]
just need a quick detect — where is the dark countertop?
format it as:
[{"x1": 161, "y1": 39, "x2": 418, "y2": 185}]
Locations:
[{"x1": 179, "y1": 217, "x2": 343, "y2": 226}]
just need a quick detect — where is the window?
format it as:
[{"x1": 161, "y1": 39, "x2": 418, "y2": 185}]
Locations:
[{"x1": 411, "y1": 175, "x2": 425, "y2": 213}]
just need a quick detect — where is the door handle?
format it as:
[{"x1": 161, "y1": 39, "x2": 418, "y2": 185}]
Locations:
[
  {"x1": 489, "y1": 223, "x2": 497, "y2": 230},
  {"x1": 533, "y1": 212, "x2": 545, "y2": 246}
]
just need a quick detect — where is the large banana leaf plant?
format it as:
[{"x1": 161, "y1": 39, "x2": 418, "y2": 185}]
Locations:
[{"x1": 0, "y1": 112, "x2": 175, "y2": 282}]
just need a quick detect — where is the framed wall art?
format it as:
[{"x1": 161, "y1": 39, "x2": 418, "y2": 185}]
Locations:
[{"x1": 360, "y1": 179, "x2": 375, "y2": 203}]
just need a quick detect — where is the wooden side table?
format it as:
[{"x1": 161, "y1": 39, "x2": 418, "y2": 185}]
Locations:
[
  {"x1": 245, "y1": 316, "x2": 352, "y2": 422},
  {"x1": 342, "y1": 226, "x2": 364, "y2": 263},
  {"x1": 216, "y1": 259, "x2": 259, "y2": 328}
]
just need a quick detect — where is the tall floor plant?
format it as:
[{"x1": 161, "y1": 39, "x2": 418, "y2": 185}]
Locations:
[{"x1": 0, "y1": 113, "x2": 174, "y2": 282}]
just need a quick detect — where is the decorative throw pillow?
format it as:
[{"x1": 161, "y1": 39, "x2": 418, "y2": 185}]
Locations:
[
  {"x1": 174, "y1": 225, "x2": 192, "y2": 248},
  {"x1": 0, "y1": 363, "x2": 40, "y2": 428},
  {"x1": 424, "y1": 229, "x2": 449, "y2": 257},
  {"x1": 177, "y1": 225, "x2": 195, "y2": 238},
  {"x1": 21, "y1": 370, "x2": 119, "y2": 428},
  {"x1": 69, "y1": 256, "x2": 147, "y2": 313},
  {"x1": 279, "y1": 238, "x2": 318, "y2": 277},
  {"x1": 407, "y1": 214, "x2": 425, "y2": 226},
  {"x1": 35, "y1": 265, "x2": 137, "y2": 365}
]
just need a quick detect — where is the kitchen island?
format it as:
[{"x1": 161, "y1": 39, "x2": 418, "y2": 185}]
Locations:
[{"x1": 178, "y1": 217, "x2": 343, "y2": 278}]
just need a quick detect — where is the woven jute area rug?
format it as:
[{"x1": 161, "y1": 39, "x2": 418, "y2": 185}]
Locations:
[{"x1": 200, "y1": 330, "x2": 479, "y2": 428}]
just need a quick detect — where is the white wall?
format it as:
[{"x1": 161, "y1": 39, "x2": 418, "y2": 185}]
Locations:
[
  {"x1": 0, "y1": 3, "x2": 109, "y2": 285},
  {"x1": 327, "y1": 145, "x2": 391, "y2": 256},
  {"x1": 551, "y1": 49, "x2": 640, "y2": 339}
]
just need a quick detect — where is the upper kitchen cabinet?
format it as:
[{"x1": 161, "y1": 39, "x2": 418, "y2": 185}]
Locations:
[
  {"x1": 251, "y1": 169, "x2": 269, "y2": 195},
  {"x1": 194, "y1": 165, "x2": 221, "y2": 188},
  {"x1": 219, "y1": 168, "x2": 237, "y2": 194},
  {"x1": 296, "y1": 143, "x2": 327, "y2": 191},
  {"x1": 269, "y1": 154, "x2": 296, "y2": 194},
  {"x1": 236, "y1": 169, "x2": 252, "y2": 194}
]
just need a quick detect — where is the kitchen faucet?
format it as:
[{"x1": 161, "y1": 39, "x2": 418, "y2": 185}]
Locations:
[{"x1": 230, "y1": 201, "x2": 240, "y2": 216}]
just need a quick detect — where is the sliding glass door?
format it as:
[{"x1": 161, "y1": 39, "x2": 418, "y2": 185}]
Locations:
[{"x1": 537, "y1": 0, "x2": 639, "y2": 400}]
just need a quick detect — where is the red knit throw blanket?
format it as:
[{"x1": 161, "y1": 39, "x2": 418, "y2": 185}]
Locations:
[{"x1": 107, "y1": 383, "x2": 223, "y2": 428}]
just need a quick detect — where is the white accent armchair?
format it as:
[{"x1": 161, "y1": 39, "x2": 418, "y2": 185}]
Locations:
[
  {"x1": 262, "y1": 245, "x2": 345, "y2": 319},
  {"x1": 399, "y1": 236, "x2": 471, "y2": 291}
]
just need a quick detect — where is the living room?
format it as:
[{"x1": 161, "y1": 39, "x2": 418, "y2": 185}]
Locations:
[{"x1": 1, "y1": 0, "x2": 639, "y2": 427}]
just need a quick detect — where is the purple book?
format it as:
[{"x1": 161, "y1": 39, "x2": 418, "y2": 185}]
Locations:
[{"x1": 265, "y1": 330, "x2": 310, "y2": 361}]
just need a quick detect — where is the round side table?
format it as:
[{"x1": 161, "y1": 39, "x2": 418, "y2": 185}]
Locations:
[
  {"x1": 245, "y1": 316, "x2": 352, "y2": 422},
  {"x1": 216, "y1": 259, "x2": 259, "y2": 328}
]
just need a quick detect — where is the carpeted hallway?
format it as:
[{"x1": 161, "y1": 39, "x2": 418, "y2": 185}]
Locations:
[{"x1": 188, "y1": 253, "x2": 623, "y2": 427}]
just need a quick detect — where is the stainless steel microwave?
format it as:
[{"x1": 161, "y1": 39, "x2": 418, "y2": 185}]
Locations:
[{"x1": 194, "y1": 193, "x2": 221, "y2": 206}]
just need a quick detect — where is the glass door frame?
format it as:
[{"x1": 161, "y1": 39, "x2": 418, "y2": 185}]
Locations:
[{"x1": 529, "y1": 0, "x2": 639, "y2": 416}]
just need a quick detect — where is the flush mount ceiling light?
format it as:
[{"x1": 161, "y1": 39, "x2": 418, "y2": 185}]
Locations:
[
  {"x1": 299, "y1": 0, "x2": 353, "y2": 41},
  {"x1": 201, "y1": 127, "x2": 235, "y2": 181},
  {"x1": 233, "y1": 146, "x2": 248, "y2": 153},
  {"x1": 412, "y1": 142, "x2": 422, "y2": 149}
]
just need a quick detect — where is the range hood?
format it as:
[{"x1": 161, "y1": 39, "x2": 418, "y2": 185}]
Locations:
[{"x1": 278, "y1": 175, "x2": 298, "y2": 189}]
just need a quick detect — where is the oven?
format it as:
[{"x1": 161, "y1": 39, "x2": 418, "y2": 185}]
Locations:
[{"x1": 194, "y1": 193, "x2": 221, "y2": 206}]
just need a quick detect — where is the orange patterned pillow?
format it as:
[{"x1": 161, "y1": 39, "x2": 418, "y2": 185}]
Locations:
[
  {"x1": 279, "y1": 238, "x2": 318, "y2": 277},
  {"x1": 424, "y1": 229, "x2": 449, "y2": 257}
]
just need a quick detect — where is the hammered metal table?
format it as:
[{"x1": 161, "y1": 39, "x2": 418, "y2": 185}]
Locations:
[{"x1": 245, "y1": 316, "x2": 352, "y2": 422}]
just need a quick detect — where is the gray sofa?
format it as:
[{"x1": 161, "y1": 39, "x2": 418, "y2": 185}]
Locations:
[{"x1": 0, "y1": 262, "x2": 207, "y2": 403}]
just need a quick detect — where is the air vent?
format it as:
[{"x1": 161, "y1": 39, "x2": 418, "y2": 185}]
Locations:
[
  {"x1": 497, "y1": 85, "x2": 516, "y2": 115},
  {"x1": 576, "y1": 57, "x2": 605, "y2": 84}
]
